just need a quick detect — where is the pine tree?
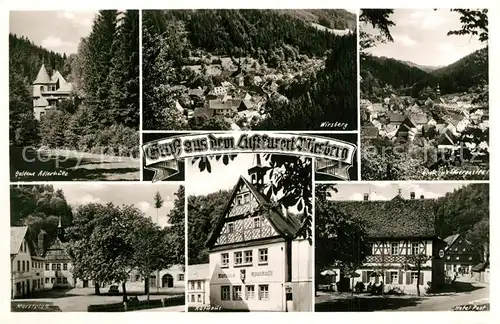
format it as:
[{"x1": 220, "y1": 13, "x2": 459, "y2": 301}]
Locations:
[
  {"x1": 83, "y1": 10, "x2": 118, "y2": 125},
  {"x1": 108, "y1": 10, "x2": 140, "y2": 130}
]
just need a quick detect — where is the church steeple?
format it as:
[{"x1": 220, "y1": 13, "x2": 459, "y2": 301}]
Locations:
[
  {"x1": 248, "y1": 154, "x2": 267, "y2": 192},
  {"x1": 57, "y1": 215, "x2": 65, "y2": 241}
]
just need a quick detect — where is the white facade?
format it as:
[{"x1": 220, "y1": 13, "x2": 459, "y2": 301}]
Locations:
[
  {"x1": 209, "y1": 241, "x2": 286, "y2": 311},
  {"x1": 188, "y1": 278, "x2": 210, "y2": 305}
]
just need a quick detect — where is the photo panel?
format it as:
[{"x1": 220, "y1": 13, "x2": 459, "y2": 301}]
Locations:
[
  {"x1": 9, "y1": 10, "x2": 140, "y2": 181},
  {"x1": 359, "y1": 9, "x2": 489, "y2": 180},
  {"x1": 186, "y1": 152, "x2": 313, "y2": 312},
  {"x1": 142, "y1": 9, "x2": 358, "y2": 132},
  {"x1": 315, "y1": 182, "x2": 489, "y2": 312},
  {"x1": 10, "y1": 183, "x2": 186, "y2": 312}
]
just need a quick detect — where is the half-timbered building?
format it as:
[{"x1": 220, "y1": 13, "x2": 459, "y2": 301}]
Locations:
[
  {"x1": 204, "y1": 155, "x2": 313, "y2": 311},
  {"x1": 336, "y1": 193, "x2": 447, "y2": 294}
]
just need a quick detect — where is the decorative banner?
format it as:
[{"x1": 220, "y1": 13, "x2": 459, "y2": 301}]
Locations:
[{"x1": 142, "y1": 132, "x2": 357, "y2": 182}]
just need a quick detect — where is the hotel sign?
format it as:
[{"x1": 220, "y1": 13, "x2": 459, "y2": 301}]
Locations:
[{"x1": 251, "y1": 270, "x2": 273, "y2": 277}]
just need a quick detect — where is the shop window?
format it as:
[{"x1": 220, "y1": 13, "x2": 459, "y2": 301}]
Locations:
[
  {"x1": 391, "y1": 271, "x2": 398, "y2": 284},
  {"x1": 221, "y1": 286, "x2": 230, "y2": 300},
  {"x1": 259, "y1": 285, "x2": 269, "y2": 300},
  {"x1": 233, "y1": 286, "x2": 242, "y2": 300},
  {"x1": 246, "y1": 285, "x2": 255, "y2": 300}
]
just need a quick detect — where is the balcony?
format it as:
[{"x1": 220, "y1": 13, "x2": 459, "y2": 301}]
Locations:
[{"x1": 366, "y1": 254, "x2": 429, "y2": 264}]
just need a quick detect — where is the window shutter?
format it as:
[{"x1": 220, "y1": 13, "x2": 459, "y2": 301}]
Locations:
[
  {"x1": 419, "y1": 273, "x2": 424, "y2": 285},
  {"x1": 398, "y1": 271, "x2": 403, "y2": 284},
  {"x1": 385, "y1": 272, "x2": 390, "y2": 284},
  {"x1": 362, "y1": 271, "x2": 367, "y2": 283},
  {"x1": 406, "y1": 272, "x2": 411, "y2": 285}
]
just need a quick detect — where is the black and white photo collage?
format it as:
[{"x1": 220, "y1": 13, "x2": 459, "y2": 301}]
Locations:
[{"x1": 6, "y1": 5, "x2": 491, "y2": 315}]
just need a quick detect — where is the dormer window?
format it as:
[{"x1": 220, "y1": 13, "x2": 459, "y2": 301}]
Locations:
[{"x1": 254, "y1": 217, "x2": 260, "y2": 228}]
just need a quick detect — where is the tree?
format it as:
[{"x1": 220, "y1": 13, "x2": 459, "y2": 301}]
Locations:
[
  {"x1": 404, "y1": 253, "x2": 431, "y2": 296},
  {"x1": 66, "y1": 203, "x2": 141, "y2": 300},
  {"x1": 152, "y1": 191, "x2": 164, "y2": 292},
  {"x1": 315, "y1": 184, "x2": 371, "y2": 293},
  {"x1": 359, "y1": 9, "x2": 395, "y2": 53},
  {"x1": 166, "y1": 185, "x2": 185, "y2": 265},
  {"x1": 108, "y1": 10, "x2": 140, "y2": 130},
  {"x1": 447, "y1": 9, "x2": 488, "y2": 42}
]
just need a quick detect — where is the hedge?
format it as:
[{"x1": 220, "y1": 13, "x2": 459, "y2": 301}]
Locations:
[{"x1": 88, "y1": 295, "x2": 185, "y2": 312}]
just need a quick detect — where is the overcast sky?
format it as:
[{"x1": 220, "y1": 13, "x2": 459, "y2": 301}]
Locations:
[
  {"x1": 328, "y1": 183, "x2": 469, "y2": 201},
  {"x1": 362, "y1": 9, "x2": 487, "y2": 67},
  {"x1": 10, "y1": 11, "x2": 97, "y2": 55},
  {"x1": 187, "y1": 154, "x2": 256, "y2": 196},
  {"x1": 54, "y1": 183, "x2": 181, "y2": 227}
]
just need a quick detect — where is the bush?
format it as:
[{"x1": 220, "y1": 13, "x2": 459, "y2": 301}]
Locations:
[
  {"x1": 354, "y1": 281, "x2": 365, "y2": 293},
  {"x1": 88, "y1": 295, "x2": 185, "y2": 312}
]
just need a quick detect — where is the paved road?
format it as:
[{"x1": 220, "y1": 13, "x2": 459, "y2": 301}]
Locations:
[
  {"x1": 134, "y1": 305, "x2": 185, "y2": 312},
  {"x1": 393, "y1": 277, "x2": 489, "y2": 312}
]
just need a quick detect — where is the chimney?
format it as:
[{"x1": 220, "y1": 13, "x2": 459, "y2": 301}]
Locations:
[
  {"x1": 363, "y1": 193, "x2": 369, "y2": 201},
  {"x1": 410, "y1": 192, "x2": 415, "y2": 199},
  {"x1": 420, "y1": 195, "x2": 425, "y2": 199}
]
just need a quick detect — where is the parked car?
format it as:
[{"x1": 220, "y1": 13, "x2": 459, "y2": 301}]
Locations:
[{"x1": 108, "y1": 285, "x2": 119, "y2": 294}]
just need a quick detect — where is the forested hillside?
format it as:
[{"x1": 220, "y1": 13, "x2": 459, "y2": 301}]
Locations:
[
  {"x1": 143, "y1": 9, "x2": 357, "y2": 130},
  {"x1": 434, "y1": 184, "x2": 489, "y2": 262},
  {"x1": 188, "y1": 190, "x2": 231, "y2": 265},
  {"x1": 361, "y1": 47, "x2": 488, "y2": 99},
  {"x1": 9, "y1": 10, "x2": 140, "y2": 157},
  {"x1": 9, "y1": 34, "x2": 68, "y2": 82},
  {"x1": 10, "y1": 185, "x2": 74, "y2": 252}
]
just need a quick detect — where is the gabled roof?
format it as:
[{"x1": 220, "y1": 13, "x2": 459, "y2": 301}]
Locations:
[
  {"x1": 333, "y1": 197, "x2": 437, "y2": 239},
  {"x1": 193, "y1": 107, "x2": 214, "y2": 118},
  {"x1": 206, "y1": 176, "x2": 302, "y2": 248},
  {"x1": 11, "y1": 226, "x2": 28, "y2": 255},
  {"x1": 44, "y1": 237, "x2": 71, "y2": 261},
  {"x1": 188, "y1": 263, "x2": 210, "y2": 281},
  {"x1": 387, "y1": 112, "x2": 405, "y2": 123},
  {"x1": 444, "y1": 234, "x2": 460, "y2": 251},
  {"x1": 33, "y1": 64, "x2": 50, "y2": 84}
]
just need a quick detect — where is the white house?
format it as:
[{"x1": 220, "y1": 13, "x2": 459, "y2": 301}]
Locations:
[
  {"x1": 188, "y1": 263, "x2": 211, "y2": 306},
  {"x1": 11, "y1": 226, "x2": 45, "y2": 298},
  {"x1": 204, "y1": 155, "x2": 312, "y2": 311},
  {"x1": 32, "y1": 64, "x2": 74, "y2": 120}
]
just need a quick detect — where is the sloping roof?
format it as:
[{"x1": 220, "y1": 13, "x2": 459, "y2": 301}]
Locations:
[
  {"x1": 409, "y1": 114, "x2": 428, "y2": 125},
  {"x1": 206, "y1": 176, "x2": 302, "y2": 248},
  {"x1": 333, "y1": 197, "x2": 437, "y2": 239},
  {"x1": 387, "y1": 112, "x2": 405, "y2": 123},
  {"x1": 188, "y1": 263, "x2": 210, "y2": 280},
  {"x1": 444, "y1": 234, "x2": 460, "y2": 251},
  {"x1": 193, "y1": 107, "x2": 214, "y2": 118},
  {"x1": 209, "y1": 99, "x2": 233, "y2": 110},
  {"x1": 472, "y1": 262, "x2": 489, "y2": 272},
  {"x1": 362, "y1": 125, "x2": 379, "y2": 138},
  {"x1": 33, "y1": 64, "x2": 50, "y2": 84},
  {"x1": 188, "y1": 89, "x2": 204, "y2": 97},
  {"x1": 11, "y1": 226, "x2": 28, "y2": 255},
  {"x1": 44, "y1": 237, "x2": 71, "y2": 261}
]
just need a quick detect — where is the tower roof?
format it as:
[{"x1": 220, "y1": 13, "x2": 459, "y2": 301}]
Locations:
[
  {"x1": 248, "y1": 154, "x2": 266, "y2": 175},
  {"x1": 33, "y1": 64, "x2": 50, "y2": 84}
]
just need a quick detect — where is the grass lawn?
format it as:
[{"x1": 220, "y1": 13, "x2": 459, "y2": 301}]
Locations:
[{"x1": 10, "y1": 147, "x2": 140, "y2": 181}]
